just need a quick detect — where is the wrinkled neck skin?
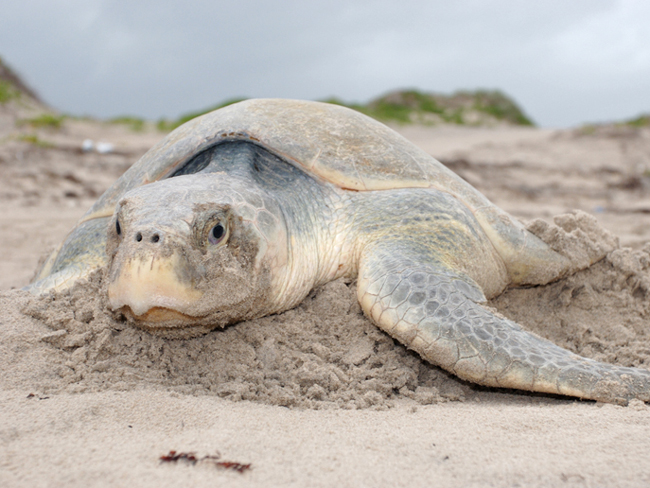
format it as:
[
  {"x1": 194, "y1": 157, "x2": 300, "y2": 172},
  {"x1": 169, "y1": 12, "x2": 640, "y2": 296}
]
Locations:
[
  {"x1": 223, "y1": 170, "x2": 355, "y2": 314},
  {"x1": 263, "y1": 179, "x2": 351, "y2": 312}
]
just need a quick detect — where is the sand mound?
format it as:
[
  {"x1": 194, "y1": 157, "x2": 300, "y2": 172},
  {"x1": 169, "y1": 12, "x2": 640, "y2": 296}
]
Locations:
[
  {"x1": 9, "y1": 278, "x2": 460, "y2": 410},
  {"x1": 3, "y1": 213, "x2": 648, "y2": 410}
]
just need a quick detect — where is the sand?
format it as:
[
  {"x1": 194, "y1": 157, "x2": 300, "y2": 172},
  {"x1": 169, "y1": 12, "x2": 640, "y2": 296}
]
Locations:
[{"x1": 2, "y1": 104, "x2": 650, "y2": 486}]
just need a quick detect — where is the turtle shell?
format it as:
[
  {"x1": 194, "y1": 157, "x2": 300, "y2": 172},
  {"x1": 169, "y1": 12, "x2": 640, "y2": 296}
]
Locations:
[
  {"x1": 33, "y1": 99, "x2": 525, "y2": 287},
  {"x1": 83, "y1": 98, "x2": 496, "y2": 219}
]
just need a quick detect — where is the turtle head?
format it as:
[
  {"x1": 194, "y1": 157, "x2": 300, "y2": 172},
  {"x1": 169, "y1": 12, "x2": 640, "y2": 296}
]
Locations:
[{"x1": 106, "y1": 173, "x2": 288, "y2": 338}]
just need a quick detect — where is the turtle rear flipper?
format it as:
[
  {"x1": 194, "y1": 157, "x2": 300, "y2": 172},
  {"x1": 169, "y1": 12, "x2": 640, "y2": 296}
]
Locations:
[
  {"x1": 357, "y1": 241, "x2": 650, "y2": 403},
  {"x1": 473, "y1": 207, "x2": 617, "y2": 288}
]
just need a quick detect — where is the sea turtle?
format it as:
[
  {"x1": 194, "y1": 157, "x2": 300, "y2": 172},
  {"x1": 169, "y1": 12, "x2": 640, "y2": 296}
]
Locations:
[{"x1": 28, "y1": 99, "x2": 650, "y2": 404}]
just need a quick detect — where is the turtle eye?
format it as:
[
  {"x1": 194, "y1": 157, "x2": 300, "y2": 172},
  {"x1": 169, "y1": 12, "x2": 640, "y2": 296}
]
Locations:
[
  {"x1": 208, "y1": 222, "x2": 226, "y2": 245},
  {"x1": 115, "y1": 219, "x2": 122, "y2": 236},
  {"x1": 196, "y1": 209, "x2": 230, "y2": 249}
]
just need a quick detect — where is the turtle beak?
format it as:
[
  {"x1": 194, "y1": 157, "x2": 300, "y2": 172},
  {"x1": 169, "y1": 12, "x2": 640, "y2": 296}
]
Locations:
[
  {"x1": 107, "y1": 227, "x2": 205, "y2": 323},
  {"x1": 108, "y1": 253, "x2": 203, "y2": 318}
]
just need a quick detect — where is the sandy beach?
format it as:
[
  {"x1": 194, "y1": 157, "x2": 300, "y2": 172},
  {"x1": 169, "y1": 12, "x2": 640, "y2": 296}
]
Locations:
[{"x1": 2, "y1": 104, "x2": 650, "y2": 486}]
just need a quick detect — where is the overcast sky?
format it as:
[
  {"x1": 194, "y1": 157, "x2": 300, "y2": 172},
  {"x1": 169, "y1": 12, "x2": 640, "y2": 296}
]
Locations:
[{"x1": 1, "y1": 0, "x2": 648, "y2": 127}]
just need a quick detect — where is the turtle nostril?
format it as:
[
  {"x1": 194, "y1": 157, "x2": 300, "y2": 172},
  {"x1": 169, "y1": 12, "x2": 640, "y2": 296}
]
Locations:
[
  {"x1": 135, "y1": 232, "x2": 142, "y2": 242},
  {"x1": 151, "y1": 234, "x2": 160, "y2": 243}
]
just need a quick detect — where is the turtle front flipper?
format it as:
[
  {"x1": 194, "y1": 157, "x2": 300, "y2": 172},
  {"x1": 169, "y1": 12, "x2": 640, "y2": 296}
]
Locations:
[
  {"x1": 357, "y1": 241, "x2": 650, "y2": 404},
  {"x1": 25, "y1": 217, "x2": 110, "y2": 294}
]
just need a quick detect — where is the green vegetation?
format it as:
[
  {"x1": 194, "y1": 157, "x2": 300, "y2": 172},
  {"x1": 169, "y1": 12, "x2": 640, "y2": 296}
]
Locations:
[
  {"x1": 19, "y1": 113, "x2": 65, "y2": 129},
  {"x1": 109, "y1": 116, "x2": 145, "y2": 132},
  {"x1": 323, "y1": 89, "x2": 534, "y2": 126},
  {"x1": 157, "y1": 97, "x2": 247, "y2": 131},
  {"x1": 17, "y1": 133, "x2": 54, "y2": 148},
  {"x1": 368, "y1": 90, "x2": 444, "y2": 123},
  {"x1": 154, "y1": 89, "x2": 535, "y2": 132},
  {"x1": 0, "y1": 80, "x2": 20, "y2": 104},
  {"x1": 577, "y1": 113, "x2": 650, "y2": 136},
  {"x1": 1, "y1": 56, "x2": 42, "y2": 104},
  {"x1": 470, "y1": 90, "x2": 534, "y2": 126},
  {"x1": 156, "y1": 118, "x2": 172, "y2": 132},
  {"x1": 576, "y1": 124, "x2": 597, "y2": 135},
  {"x1": 624, "y1": 114, "x2": 650, "y2": 128}
]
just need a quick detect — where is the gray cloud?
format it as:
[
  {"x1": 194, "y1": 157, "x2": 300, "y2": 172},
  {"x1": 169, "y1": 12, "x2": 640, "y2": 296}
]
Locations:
[{"x1": 1, "y1": 0, "x2": 648, "y2": 126}]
